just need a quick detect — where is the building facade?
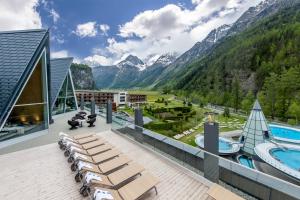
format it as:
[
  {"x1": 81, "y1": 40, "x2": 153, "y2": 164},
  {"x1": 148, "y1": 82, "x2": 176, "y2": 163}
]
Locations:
[
  {"x1": 0, "y1": 29, "x2": 51, "y2": 141},
  {"x1": 75, "y1": 90, "x2": 115, "y2": 106},
  {"x1": 51, "y1": 58, "x2": 78, "y2": 115}
]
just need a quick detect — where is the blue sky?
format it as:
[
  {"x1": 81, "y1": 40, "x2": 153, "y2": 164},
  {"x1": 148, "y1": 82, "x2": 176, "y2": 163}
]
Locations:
[{"x1": 0, "y1": 0, "x2": 262, "y2": 66}]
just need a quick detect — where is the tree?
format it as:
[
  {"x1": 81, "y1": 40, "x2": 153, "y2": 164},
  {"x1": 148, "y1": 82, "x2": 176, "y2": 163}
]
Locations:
[
  {"x1": 287, "y1": 102, "x2": 300, "y2": 124},
  {"x1": 223, "y1": 107, "x2": 230, "y2": 118},
  {"x1": 262, "y1": 73, "x2": 279, "y2": 119},
  {"x1": 231, "y1": 76, "x2": 241, "y2": 112},
  {"x1": 241, "y1": 91, "x2": 255, "y2": 114}
]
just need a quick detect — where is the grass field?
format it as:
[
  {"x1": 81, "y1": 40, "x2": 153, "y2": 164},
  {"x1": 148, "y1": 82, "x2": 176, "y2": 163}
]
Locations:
[{"x1": 121, "y1": 90, "x2": 246, "y2": 147}]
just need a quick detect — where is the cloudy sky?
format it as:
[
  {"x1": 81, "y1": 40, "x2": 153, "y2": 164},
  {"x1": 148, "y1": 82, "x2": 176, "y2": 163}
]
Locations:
[{"x1": 0, "y1": 0, "x2": 262, "y2": 66}]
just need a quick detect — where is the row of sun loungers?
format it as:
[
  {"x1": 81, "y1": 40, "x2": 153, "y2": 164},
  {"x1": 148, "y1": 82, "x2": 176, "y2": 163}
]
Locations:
[{"x1": 58, "y1": 132, "x2": 159, "y2": 200}]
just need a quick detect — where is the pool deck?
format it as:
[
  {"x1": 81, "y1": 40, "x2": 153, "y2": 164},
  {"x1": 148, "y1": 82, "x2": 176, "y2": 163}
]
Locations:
[{"x1": 0, "y1": 111, "x2": 244, "y2": 200}]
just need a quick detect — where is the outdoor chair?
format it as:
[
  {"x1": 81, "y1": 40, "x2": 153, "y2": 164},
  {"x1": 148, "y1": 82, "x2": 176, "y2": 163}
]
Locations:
[
  {"x1": 58, "y1": 132, "x2": 95, "y2": 148},
  {"x1": 90, "y1": 173, "x2": 159, "y2": 200},
  {"x1": 64, "y1": 138, "x2": 106, "y2": 156},
  {"x1": 88, "y1": 114, "x2": 97, "y2": 119},
  {"x1": 67, "y1": 143, "x2": 113, "y2": 163},
  {"x1": 75, "y1": 154, "x2": 131, "y2": 182},
  {"x1": 87, "y1": 117, "x2": 96, "y2": 127},
  {"x1": 71, "y1": 149, "x2": 122, "y2": 171},
  {"x1": 68, "y1": 120, "x2": 79, "y2": 130},
  {"x1": 80, "y1": 162, "x2": 145, "y2": 197}
]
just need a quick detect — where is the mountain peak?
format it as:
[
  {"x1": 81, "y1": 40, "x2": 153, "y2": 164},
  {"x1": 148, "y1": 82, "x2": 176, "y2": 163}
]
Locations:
[
  {"x1": 154, "y1": 53, "x2": 177, "y2": 66},
  {"x1": 117, "y1": 55, "x2": 146, "y2": 71}
]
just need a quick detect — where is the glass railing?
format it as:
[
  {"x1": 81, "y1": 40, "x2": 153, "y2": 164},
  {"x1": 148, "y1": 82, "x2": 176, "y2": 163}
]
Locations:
[{"x1": 111, "y1": 119, "x2": 300, "y2": 200}]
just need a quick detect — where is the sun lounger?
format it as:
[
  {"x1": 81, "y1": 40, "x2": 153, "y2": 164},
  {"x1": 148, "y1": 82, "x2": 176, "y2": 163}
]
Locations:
[
  {"x1": 75, "y1": 154, "x2": 132, "y2": 182},
  {"x1": 60, "y1": 135, "x2": 99, "y2": 150},
  {"x1": 64, "y1": 138, "x2": 107, "y2": 157},
  {"x1": 90, "y1": 173, "x2": 159, "y2": 200},
  {"x1": 80, "y1": 162, "x2": 145, "y2": 196},
  {"x1": 71, "y1": 149, "x2": 122, "y2": 171},
  {"x1": 58, "y1": 132, "x2": 95, "y2": 148},
  {"x1": 68, "y1": 143, "x2": 113, "y2": 163}
]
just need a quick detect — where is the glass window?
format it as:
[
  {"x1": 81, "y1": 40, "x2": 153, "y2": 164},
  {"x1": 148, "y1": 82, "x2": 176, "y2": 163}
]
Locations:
[
  {"x1": 1, "y1": 53, "x2": 48, "y2": 141},
  {"x1": 52, "y1": 73, "x2": 77, "y2": 115}
]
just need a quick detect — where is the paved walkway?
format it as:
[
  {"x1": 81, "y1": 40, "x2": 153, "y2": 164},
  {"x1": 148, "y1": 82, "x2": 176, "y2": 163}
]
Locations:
[{"x1": 0, "y1": 111, "x2": 110, "y2": 155}]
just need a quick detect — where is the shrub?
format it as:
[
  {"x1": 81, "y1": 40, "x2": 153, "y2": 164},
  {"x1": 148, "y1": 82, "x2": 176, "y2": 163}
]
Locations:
[
  {"x1": 287, "y1": 119, "x2": 297, "y2": 126},
  {"x1": 223, "y1": 107, "x2": 230, "y2": 118}
]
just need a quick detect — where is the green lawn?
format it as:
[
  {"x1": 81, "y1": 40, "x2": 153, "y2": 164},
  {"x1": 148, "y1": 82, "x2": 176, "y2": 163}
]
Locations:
[{"x1": 120, "y1": 91, "x2": 246, "y2": 147}]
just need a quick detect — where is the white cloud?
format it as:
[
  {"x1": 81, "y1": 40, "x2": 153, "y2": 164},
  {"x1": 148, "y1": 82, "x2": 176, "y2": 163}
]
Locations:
[
  {"x1": 74, "y1": 21, "x2": 98, "y2": 37},
  {"x1": 49, "y1": 8, "x2": 60, "y2": 23},
  {"x1": 51, "y1": 50, "x2": 69, "y2": 58},
  {"x1": 96, "y1": 0, "x2": 262, "y2": 63},
  {"x1": 0, "y1": 0, "x2": 42, "y2": 31},
  {"x1": 83, "y1": 55, "x2": 113, "y2": 66},
  {"x1": 100, "y1": 24, "x2": 110, "y2": 35}
]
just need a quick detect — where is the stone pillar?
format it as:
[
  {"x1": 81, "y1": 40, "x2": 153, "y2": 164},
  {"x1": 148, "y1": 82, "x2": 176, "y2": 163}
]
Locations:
[
  {"x1": 106, "y1": 100, "x2": 112, "y2": 124},
  {"x1": 203, "y1": 121, "x2": 219, "y2": 183},
  {"x1": 134, "y1": 108, "x2": 144, "y2": 142},
  {"x1": 80, "y1": 95, "x2": 84, "y2": 111},
  {"x1": 91, "y1": 98, "x2": 95, "y2": 115}
]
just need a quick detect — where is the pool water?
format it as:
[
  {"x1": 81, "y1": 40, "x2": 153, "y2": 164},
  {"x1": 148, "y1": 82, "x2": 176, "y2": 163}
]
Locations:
[
  {"x1": 219, "y1": 139, "x2": 232, "y2": 150},
  {"x1": 238, "y1": 156, "x2": 254, "y2": 169},
  {"x1": 271, "y1": 149, "x2": 300, "y2": 171},
  {"x1": 270, "y1": 125, "x2": 300, "y2": 141}
]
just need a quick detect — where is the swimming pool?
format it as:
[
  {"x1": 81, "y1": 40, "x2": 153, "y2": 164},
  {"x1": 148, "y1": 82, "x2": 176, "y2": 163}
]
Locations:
[
  {"x1": 269, "y1": 124, "x2": 300, "y2": 143},
  {"x1": 270, "y1": 149, "x2": 300, "y2": 171},
  {"x1": 219, "y1": 139, "x2": 232, "y2": 150},
  {"x1": 195, "y1": 136, "x2": 240, "y2": 155},
  {"x1": 237, "y1": 155, "x2": 255, "y2": 169},
  {"x1": 255, "y1": 143, "x2": 300, "y2": 180}
]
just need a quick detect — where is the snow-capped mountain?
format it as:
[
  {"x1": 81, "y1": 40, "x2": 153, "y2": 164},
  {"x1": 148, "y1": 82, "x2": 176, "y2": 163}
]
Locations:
[
  {"x1": 153, "y1": 53, "x2": 178, "y2": 67},
  {"x1": 92, "y1": 0, "x2": 299, "y2": 89},
  {"x1": 227, "y1": 0, "x2": 298, "y2": 36},
  {"x1": 153, "y1": 0, "x2": 299, "y2": 88},
  {"x1": 92, "y1": 53, "x2": 176, "y2": 89},
  {"x1": 117, "y1": 55, "x2": 146, "y2": 71}
]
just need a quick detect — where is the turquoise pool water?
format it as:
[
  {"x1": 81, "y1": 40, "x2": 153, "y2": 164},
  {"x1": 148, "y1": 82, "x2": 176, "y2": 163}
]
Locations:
[
  {"x1": 219, "y1": 139, "x2": 232, "y2": 151},
  {"x1": 270, "y1": 149, "x2": 300, "y2": 171},
  {"x1": 238, "y1": 156, "x2": 254, "y2": 169},
  {"x1": 270, "y1": 125, "x2": 300, "y2": 141}
]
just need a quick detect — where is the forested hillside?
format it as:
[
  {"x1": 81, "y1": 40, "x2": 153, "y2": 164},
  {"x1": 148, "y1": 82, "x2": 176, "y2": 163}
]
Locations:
[
  {"x1": 70, "y1": 63, "x2": 95, "y2": 90},
  {"x1": 168, "y1": 5, "x2": 300, "y2": 122}
]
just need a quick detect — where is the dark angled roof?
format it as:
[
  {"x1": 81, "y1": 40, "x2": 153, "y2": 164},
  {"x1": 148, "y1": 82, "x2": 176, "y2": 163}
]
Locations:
[
  {"x1": 50, "y1": 57, "x2": 74, "y2": 108},
  {"x1": 0, "y1": 29, "x2": 48, "y2": 127}
]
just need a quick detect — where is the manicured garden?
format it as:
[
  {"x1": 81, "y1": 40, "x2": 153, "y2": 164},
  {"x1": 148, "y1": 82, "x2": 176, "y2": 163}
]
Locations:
[{"x1": 120, "y1": 90, "x2": 246, "y2": 147}]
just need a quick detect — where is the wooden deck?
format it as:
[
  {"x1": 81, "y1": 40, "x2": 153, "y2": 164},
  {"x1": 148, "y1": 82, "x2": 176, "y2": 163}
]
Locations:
[{"x1": 0, "y1": 129, "x2": 214, "y2": 200}]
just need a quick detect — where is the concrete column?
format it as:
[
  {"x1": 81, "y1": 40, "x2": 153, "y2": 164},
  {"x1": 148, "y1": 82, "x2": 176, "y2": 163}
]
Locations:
[
  {"x1": 106, "y1": 100, "x2": 112, "y2": 124},
  {"x1": 80, "y1": 95, "x2": 84, "y2": 110},
  {"x1": 134, "y1": 108, "x2": 144, "y2": 142},
  {"x1": 203, "y1": 121, "x2": 219, "y2": 183},
  {"x1": 91, "y1": 98, "x2": 95, "y2": 115}
]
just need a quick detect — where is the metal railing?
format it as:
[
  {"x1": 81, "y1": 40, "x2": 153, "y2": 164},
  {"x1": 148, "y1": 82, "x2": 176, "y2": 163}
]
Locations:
[{"x1": 111, "y1": 120, "x2": 300, "y2": 200}]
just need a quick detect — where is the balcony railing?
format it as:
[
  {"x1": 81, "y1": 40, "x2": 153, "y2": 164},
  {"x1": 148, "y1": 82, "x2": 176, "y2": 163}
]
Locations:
[{"x1": 110, "y1": 118, "x2": 300, "y2": 200}]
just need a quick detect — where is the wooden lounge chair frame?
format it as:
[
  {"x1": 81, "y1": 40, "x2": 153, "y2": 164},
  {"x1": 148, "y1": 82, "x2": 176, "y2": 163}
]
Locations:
[
  {"x1": 80, "y1": 162, "x2": 145, "y2": 197},
  {"x1": 71, "y1": 149, "x2": 122, "y2": 171},
  {"x1": 75, "y1": 154, "x2": 132, "y2": 182},
  {"x1": 90, "y1": 173, "x2": 159, "y2": 200},
  {"x1": 67, "y1": 143, "x2": 113, "y2": 163}
]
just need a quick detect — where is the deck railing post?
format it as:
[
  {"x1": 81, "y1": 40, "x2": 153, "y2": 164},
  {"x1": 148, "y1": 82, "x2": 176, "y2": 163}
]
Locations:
[
  {"x1": 134, "y1": 108, "x2": 144, "y2": 142},
  {"x1": 204, "y1": 121, "x2": 219, "y2": 183},
  {"x1": 106, "y1": 100, "x2": 112, "y2": 124}
]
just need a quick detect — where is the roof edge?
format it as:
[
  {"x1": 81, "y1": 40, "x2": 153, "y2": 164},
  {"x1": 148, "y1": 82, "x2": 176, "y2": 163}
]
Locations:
[{"x1": 0, "y1": 28, "x2": 48, "y2": 35}]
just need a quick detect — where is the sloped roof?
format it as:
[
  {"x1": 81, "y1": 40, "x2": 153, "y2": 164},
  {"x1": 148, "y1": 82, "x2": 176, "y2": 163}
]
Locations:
[
  {"x1": 50, "y1": 57, "x2": 74, "y2": 108},
  {"x1": 242, "y1": 100, "x2": 270, "y2": 155},
  {"x1": 0, "y1": 29, "x2": 48, "y2": 126}
]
